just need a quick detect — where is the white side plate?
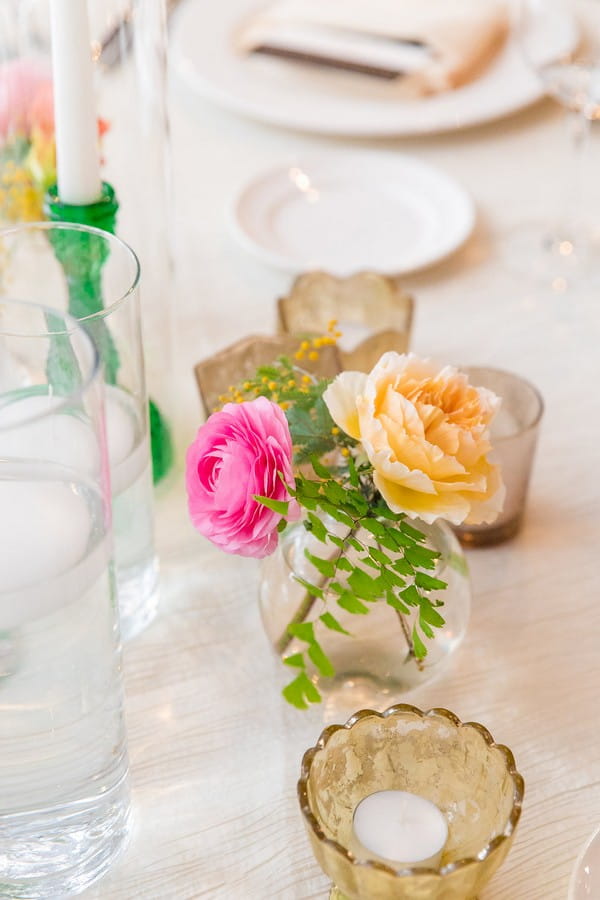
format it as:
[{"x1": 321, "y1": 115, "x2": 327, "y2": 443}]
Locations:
[
  {"x1": 229, "y1": 152, "x2": 475, "y2": 275},
  {"x1": 569, "y1": 826, "x2": 600, "y2": 900}
]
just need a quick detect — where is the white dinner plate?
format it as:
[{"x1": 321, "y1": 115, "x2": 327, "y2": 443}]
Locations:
[
  {"x1": 170, "y1": 0, "x2": 577, "y2": 137},
  {"x1": 229, "y1": 152, "x2": 475, "y2": 275},
  {"x1": 569, "y1": 826, "x2": 600, "y2": 900}
]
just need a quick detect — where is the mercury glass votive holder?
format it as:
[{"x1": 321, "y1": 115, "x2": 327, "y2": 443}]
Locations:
[
  {"x1": 277, "y1": 271, "x2": 413, "y2": 373},
  {"x1": 194, "y1": 333, "x2": 341, "y2": 417},
  {"x1": 298, "y1": 704, "x2": 524, "y2": 900}
]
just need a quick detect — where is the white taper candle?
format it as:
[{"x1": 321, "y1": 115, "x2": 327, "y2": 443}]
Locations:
[{"x1": 49, "y1": 0, "x2": 102, "y2": 204}]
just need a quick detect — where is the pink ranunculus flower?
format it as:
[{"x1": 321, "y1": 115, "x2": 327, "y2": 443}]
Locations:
[{"x1": 186, "y1": 397, "x2": 299, "y2": 558}]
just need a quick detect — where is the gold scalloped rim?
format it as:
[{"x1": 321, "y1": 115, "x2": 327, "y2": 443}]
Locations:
[{"x1": 298, "y1": 703, "x2": 524, "y2": 880}]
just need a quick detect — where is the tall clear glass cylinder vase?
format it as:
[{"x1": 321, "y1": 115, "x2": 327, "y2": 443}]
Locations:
[
  {"x1": 0, "y1": 0, "x2": 175, "y2": 483},
  {"x1": 91, "y1": 0, "x2": 176, "y2": 484},
  {"x1": 0, "y1": 299, "x2": 130, "y2": 898},
  {"x1": 0, "y1": 221, "x2": 158, "y2": 640}
]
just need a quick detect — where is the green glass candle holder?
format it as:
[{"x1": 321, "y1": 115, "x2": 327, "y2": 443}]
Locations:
[
  {"x1": 44, "y1": 181, "x2": 119, "y2": 233},
  {"x1": 44, "y1": 182, "x2": 173, "y2": 483}
]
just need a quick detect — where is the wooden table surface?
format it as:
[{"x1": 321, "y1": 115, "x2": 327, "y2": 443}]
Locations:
[{"x1": 85, "y1": 27, "x2": 600, "y2": 900}]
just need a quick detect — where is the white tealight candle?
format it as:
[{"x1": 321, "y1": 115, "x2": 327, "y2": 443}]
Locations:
[
  {"x1": 49, "y1": 0, "x2": 102, "y2": 204},
  {"x1": 352, "y1": 790, "x2": 448, "y2": 869}
]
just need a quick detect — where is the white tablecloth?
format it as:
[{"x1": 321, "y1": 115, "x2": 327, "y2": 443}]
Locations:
[{"x1": 84, "y1": 51, "x2": 600, "y2": 900}]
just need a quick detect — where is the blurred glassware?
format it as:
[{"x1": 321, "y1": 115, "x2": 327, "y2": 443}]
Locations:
[
  {"x1": 0, "y1": 221, "x2": 158, "y2": 640},
  {"x1": 0, "y1": 298, "x2": 130, "y2": 899},
  {"x1": 505, "y1": 0, "x2": 600, "y2": 286},
  {"x1": 0, "y1": 0, "x2": 176, "y2": 480}
]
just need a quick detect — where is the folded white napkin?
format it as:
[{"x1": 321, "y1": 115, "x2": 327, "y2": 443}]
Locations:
[{"x1": 238, "y1": 0, "x2": 509, "y2": 93}]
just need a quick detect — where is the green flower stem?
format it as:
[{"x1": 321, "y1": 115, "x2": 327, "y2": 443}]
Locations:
[
  {"x1": 276, "y1": 523, "x2": 360, "y2": 657},
  {"x1": 395, "y1": 605, "x2": 413, "y2": 656},
  {"x1": 275, "y1": 584, "x2": 322, "y2": 656},
  {"x1": 375, "y1": 538, "x2": 423, "y2": 671},
  {"x1": 394, "y1": 608, "x2": 423, "y2": 670},
  {"x1": 277, "y1": 519, "x2": 428, "y2": 668}
]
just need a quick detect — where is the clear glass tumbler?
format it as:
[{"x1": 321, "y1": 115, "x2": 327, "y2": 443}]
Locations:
[
  {"x1": 0, "y1": 221, "x2": 158, "y2": 639},
  {"x1": 0, "y1": 298, "x2": 130, "y2": 898},
  {"x1": 454, "y1": 366, "x2": 544, "y2": 547},
  {"x1": 505, "y1": 0, "x2": 600, "y2": 286}
]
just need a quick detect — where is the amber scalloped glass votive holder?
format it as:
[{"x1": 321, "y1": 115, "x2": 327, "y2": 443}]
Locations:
[{"x1": 298, "y1": 704, "x2": 524, "y2": 900}]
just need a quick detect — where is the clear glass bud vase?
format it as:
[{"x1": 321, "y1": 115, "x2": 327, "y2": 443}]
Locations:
[{"x1": 259, "y1": 516, "x2": 471, "y2": 712}]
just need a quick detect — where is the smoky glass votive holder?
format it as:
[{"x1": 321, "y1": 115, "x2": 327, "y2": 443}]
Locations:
[{"x1": 455, "y1": 366, "x2": 544, "y2": 547}]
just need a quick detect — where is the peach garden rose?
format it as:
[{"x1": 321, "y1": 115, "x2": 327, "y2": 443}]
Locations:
[{"x1": 323, "y1": 352, "x2": 504, "y2": 526}]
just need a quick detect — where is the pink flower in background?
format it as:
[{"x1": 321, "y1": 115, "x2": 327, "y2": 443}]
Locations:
[
  {"x1": 27, "y1": 80, "x2": 54, "y2": 136},
  {"x1": 186, "y1": 398, "x2": 299, "y2": 558},
  {"x1": 0, "y1": 58, "x2": 108, "y2": 141},
  {"x1": 0, "y1": 58, "x2": 53, "y2": 137},
  {"x1": 0, "y1": 58, "x2": 109, "y2": 221}
]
